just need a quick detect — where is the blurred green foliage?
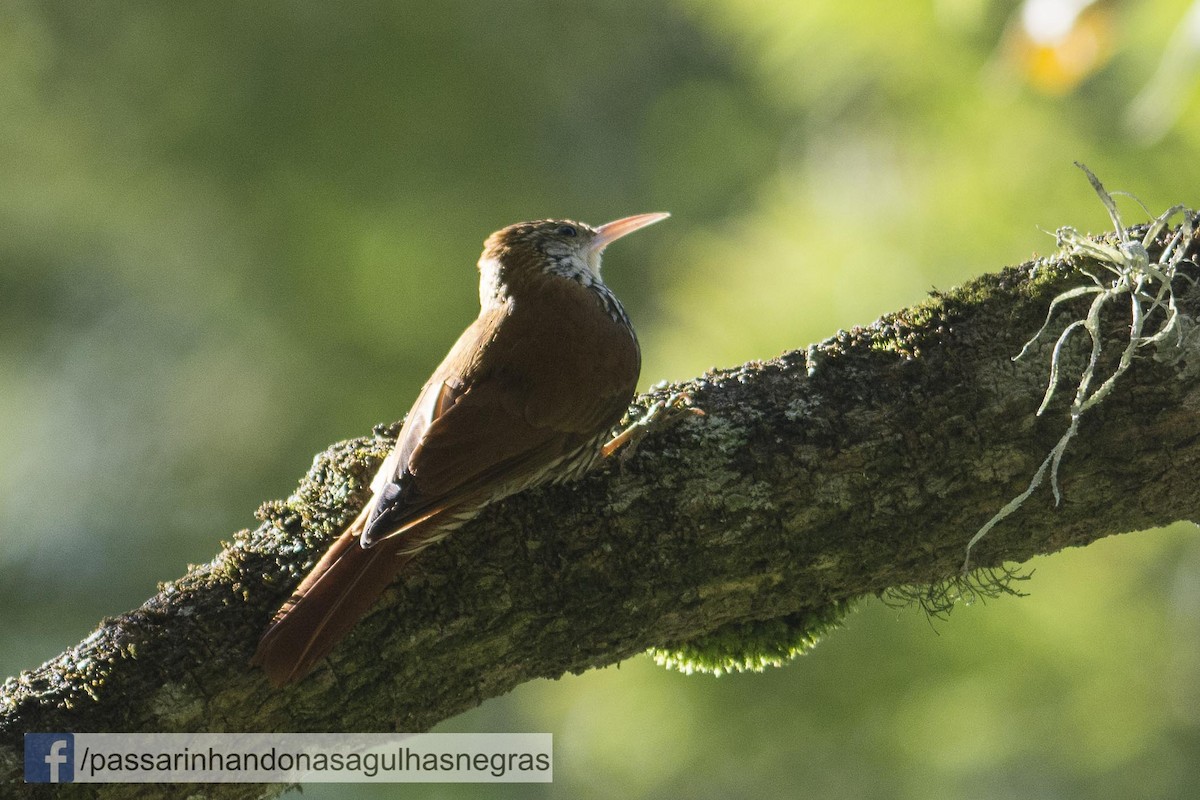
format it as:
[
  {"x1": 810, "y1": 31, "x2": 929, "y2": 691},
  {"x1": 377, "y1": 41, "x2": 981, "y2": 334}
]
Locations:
[{"x1": 2, "y1": 1, "x2": 1198, "y2": 797}]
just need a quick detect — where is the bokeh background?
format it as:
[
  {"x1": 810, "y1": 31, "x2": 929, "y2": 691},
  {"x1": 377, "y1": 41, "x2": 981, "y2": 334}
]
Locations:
[{"x1": 3, "y1": 1, "x2": 1200, "y2": 797}]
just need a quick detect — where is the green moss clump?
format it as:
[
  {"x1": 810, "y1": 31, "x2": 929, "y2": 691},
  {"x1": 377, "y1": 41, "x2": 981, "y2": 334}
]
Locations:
[{"x1": 648, "y1": 601, "x2": 851, "y2": 676}]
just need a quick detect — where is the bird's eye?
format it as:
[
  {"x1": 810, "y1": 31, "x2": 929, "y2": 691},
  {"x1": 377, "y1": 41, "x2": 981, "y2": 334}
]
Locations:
[{"x1": 557, "y1": 224, "x2": 578, "y2": 237}]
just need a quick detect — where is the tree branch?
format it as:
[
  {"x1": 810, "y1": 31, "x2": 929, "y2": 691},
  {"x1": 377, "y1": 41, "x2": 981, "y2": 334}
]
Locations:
[{"x1": 4, "y1": 223, "x2": 1200, "y2": 799}]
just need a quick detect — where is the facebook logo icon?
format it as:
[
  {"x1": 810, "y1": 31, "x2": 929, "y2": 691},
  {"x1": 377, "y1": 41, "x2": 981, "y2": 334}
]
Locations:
[{"x1": 24, "y1": 733, "x2": 74, "y2": 783}]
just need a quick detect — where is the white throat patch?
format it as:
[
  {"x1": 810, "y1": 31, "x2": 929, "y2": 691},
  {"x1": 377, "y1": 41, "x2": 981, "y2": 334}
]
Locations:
[{"x1": 477, "y1": 255, "x2": 506, "y2": 310}]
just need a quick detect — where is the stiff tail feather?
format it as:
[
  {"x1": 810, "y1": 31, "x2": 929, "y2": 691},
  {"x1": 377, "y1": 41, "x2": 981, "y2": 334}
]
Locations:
[{"x1": 251, "y1": 508, "x2": 414, "y2": 686}]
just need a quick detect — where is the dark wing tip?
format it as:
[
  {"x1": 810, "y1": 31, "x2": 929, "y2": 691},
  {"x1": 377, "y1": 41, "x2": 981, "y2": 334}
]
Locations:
[{"x1": 360, "y1": 482, "x2": 405, "y2": 548}]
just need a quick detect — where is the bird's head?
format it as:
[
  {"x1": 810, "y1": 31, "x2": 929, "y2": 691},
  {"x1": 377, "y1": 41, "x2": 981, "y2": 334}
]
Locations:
[{"x1": 478, "y1": 213, "x2": 669, "y2": 305}]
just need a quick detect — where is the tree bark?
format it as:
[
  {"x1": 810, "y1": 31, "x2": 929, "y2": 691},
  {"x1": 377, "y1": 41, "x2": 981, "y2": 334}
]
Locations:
[{"x1": 3, "y1": 225, "x2": 1199, "y2": 799}]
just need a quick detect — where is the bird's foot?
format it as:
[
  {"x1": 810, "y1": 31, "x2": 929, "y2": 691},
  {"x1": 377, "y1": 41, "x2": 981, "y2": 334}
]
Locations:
[{"x1": 602, "y1": 391, "x2": 704, "y2": 460}]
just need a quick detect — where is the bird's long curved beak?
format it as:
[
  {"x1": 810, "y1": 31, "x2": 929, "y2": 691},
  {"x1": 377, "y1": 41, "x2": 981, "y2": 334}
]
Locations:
[{"x1": 592, "y1": 212, "x2": 671, "y2": 252}]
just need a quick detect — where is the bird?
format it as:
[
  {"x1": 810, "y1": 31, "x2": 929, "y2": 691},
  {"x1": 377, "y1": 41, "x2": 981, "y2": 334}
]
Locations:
[{"x1": 252, "y1": 212, "x2": 669, "y2": 686}]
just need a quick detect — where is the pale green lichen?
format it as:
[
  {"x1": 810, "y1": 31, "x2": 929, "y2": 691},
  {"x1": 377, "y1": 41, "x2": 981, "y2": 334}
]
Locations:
[{"x1": 963, "y1": 163, "x2": 1198, "y2": 574}]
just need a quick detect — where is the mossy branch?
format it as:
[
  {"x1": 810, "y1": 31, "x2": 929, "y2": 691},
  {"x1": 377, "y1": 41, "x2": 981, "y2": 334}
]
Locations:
[{"x1": 4, "y1": 217, "x2": 1200, "y2": 800}]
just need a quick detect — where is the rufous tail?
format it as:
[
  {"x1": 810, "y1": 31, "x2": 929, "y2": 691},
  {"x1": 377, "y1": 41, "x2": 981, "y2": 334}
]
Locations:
[{"x1": 251, "y1": 508, "x2": 414, "y2": 686}]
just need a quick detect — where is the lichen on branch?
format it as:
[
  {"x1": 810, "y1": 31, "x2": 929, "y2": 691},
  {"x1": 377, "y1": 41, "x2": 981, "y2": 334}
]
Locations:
[{"x1": 964, "y1": 164, "x2": 1199, "y2": 573}]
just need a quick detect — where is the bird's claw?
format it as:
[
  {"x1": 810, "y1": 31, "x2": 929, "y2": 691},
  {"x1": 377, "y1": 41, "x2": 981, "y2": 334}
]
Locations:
[{"x1": 602, "y1": 391, "x2": 704, "y2": 460}]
